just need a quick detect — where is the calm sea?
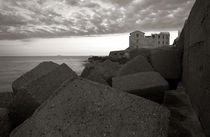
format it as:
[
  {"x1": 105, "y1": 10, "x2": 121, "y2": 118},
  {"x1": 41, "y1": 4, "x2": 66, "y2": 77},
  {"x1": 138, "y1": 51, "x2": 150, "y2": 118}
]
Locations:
[{"x1": 0, "y1": 56, "x2": 89, "y2": 93}]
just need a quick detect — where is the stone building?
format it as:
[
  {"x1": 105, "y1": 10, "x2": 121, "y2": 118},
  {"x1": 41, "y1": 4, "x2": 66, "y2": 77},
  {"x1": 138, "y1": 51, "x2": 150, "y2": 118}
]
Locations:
[
  {"x1": 129, "y1": 31, "x2": 148, "y2": 48},
  {"x1": 129, "y1": 31, "x2": 170, "y2": 49}
]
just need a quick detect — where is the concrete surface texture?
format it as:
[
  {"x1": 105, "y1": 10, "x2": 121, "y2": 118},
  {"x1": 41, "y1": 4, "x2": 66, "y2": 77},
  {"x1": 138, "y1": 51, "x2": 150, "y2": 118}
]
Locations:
[
  {"x1": 150, "y1": 48, "x2": 182, "y2": 80},
  {"x1": 117, "y1": 55, "x2": 154, "y2": 76},
  {"x1": 10, "y1": 78, "x2": 169, "y2": 137},
  {"x1": 0, "y1": 108, "x2": 11, "y2": 137},
  {"x1": 0, "y1": 92, "x2": 13, "y2": 108},
  {"x1": 81, "y1": 59, "x2": 121, "y2": 85},
  {"x1": 176, "y1": 0, "x2": 210, "y2": 136},
  {"x1": 12, "y1": 62, "x2": 59, "y2": 94},
  {"x1": 83, "y1": 70, "x2": 109, "y2": 85},
  {"x1": 164, "y1": 90, "x2": 206, "y2": 137},
  {"x1": 9, "y1": 63, "x2": 78, "y2": 128},
  {"x1": 112, "y1": 71, "x2": 169, "y2": 103}
]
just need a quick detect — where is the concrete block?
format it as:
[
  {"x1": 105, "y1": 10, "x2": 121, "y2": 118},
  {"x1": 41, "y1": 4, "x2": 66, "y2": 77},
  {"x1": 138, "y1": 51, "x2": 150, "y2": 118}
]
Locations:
[
  {"x1": 0, "y1": 92, "x2": 13, "y2": 108},
  {"x1": 12, "y1": 61, "x2": 59, "y2": 95},
  {"x1": 128, "y1": 48, "x2": 151, "y2": 60},
  {"x1": 9, "y1": 63, "x2": 78, "y2": 127},
  {"x1": 164, "y1": 90, "x2": 206, "y2": 137},
  {"x1": 81, "y1": 60, "x2": 121, "y2": 85},
  {"x1": 0, "y1": 108, "x2": 11, "y2": 137},
  {"x1": 164, "y1": 91, "x2": 191, "y2": 108},
  {"x1": 112, "y1": 71, "x2": 169, "y2": 103},
  {"x1": 176, "y1": 0, "x2": 210, "y2": 135},
  {"x1": 151, "y1": 48, "x2": 182, "y2": 80},
  {"x1": 10, "y1": 78, "x2": 169, "y2": 137},
  {"x1": 117, "y1": 55, "x2": 154, "y2": 76},
  {"x1": 84, "y1": 71, "x2": 109, "y2": 85}
]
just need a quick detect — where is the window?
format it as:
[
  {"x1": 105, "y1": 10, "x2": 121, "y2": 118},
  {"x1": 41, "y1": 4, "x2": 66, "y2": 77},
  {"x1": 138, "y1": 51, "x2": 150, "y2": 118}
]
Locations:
[
  {"x1": 158, "y1": 36, "x2": 160, "y2": 39},
  {"x1": 163, "y1": 35, "x2": 164, "y2": 39},
  {"x1": 136, "y1": 34, "x2": 139, "y2": 37},
  {"x1": 158, "y1": 41, "x2": 160, "y2": 44},
  {"x1": 136, "y1": 39, "x2": 139, "y2": 43},
  {"x1": 163, "y1": 41, "x2": 164, "y2": 44}
]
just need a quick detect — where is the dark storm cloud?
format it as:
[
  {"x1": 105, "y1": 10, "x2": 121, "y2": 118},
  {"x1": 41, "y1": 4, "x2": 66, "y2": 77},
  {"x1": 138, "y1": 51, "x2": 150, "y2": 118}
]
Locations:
[{"x1": 0, "y1": 0, "x2": 195, "y2": 39}]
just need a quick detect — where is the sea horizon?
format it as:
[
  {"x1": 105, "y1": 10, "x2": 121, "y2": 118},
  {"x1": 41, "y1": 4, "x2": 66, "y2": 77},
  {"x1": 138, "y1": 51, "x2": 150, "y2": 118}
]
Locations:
[{"x1": 0, "y1": 56, "x2": 89, "y2": 93}]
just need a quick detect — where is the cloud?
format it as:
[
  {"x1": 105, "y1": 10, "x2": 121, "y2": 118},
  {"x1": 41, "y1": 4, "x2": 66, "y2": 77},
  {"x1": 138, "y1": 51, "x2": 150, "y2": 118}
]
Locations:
[{"x1": 0, "y1": 0, "x2": 195, "y2": 39}]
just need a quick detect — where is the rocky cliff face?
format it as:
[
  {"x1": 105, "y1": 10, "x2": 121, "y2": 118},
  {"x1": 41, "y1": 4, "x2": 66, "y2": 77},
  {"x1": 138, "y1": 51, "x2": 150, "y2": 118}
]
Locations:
[{"x1": 177, "y1": 0, "x2": 210, "y2": 136}]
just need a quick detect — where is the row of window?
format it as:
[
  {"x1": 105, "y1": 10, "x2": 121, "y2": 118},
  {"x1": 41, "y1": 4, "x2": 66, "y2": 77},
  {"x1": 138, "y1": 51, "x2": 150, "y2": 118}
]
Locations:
[
  {"x1": 135, "y1": 34, "x2": 169, "y2": 39},
  {"x1": 135, "y1": 40, "x2": 169, "y2": 45}
]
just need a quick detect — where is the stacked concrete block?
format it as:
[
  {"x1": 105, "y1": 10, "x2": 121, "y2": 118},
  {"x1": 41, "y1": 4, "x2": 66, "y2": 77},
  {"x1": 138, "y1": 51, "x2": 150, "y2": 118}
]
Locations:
[
  {"x1": 112, "y1": 71, "x2": 169, "y2": 103},
  {"x1": 117, "y1": 55, "x2": 154, "y2": 76},
  {"x1": 10, "y1": 78, "x2": 169, "y2": 137},
  {"x1": 9, "y1": 62, "x2": 78, "y2": 127},
  {"x1": 0, "y1": 108, "x2": 11, "y2": 137},
  {"x1": 81, "y1": 59, "x2": 121, "y2": 85},
  {"x1": 128, "y1": 48, "x2": 151, "y2": 60},
  {"x1": 12, "y1": 61, "x2": 59, "y2": 94},
  {"x1": 150, "y1": 48, "x2": 182, "y2": 80},
  {"x1": 0, "y1": 92, "x2": 13, "y2": 108},
  {"x1": 164, "y1": 90, "x2": 206, "y2": 137},
  {"x1": 83, "y1": 70, "x2": 109, "y2": 85},
  {"x1": 176, "y1": 0, "x2": 210, "y2": 135}
]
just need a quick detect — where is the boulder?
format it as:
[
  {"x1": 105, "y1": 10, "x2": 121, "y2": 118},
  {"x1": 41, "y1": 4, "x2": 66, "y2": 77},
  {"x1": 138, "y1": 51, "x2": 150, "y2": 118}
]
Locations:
[
  {"x1": 117, "y1": 55, "x2": 154, "y2": 76},
  {"x1": 0, "y1": 92, "x2": 13, "y2": 108},
  {"x1": 9, "y1": 63, "x2": 78, "y2": 127},
  {"x1": 12, "y1": 61, "x2": 59, "y2": 94},
  {"x1": 10, "y1": 78, "x2": 169, "y2": 137},
  {"x1": 112, "y1": 71, "x2": 169, "y2": 103},
  {"x1": 150, "y1": 48, "x2": 182, "y2": 80},
  {"x1": 0, "y1": 108, "x2": 11, "y2": 137}
]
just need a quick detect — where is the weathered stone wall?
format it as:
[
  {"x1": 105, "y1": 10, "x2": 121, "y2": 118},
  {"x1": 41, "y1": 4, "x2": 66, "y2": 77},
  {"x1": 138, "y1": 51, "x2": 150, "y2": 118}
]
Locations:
[{"x1": 177, "y1": 0, "x2": 210, "y2": 136}]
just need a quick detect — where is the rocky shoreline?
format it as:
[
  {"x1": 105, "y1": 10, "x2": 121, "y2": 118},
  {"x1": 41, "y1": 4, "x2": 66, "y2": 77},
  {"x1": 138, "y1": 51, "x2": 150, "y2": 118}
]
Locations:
[{"x1": 0, "y1": 0, "x2": 209, "y2": 136}]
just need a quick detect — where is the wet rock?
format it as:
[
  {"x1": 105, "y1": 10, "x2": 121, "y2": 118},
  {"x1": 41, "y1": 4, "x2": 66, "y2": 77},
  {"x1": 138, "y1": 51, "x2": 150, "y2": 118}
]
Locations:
[
  {"x1": 117, "y1": 55, "x2": 154, "y2": 76},
  {"x1": 0, "y1": 92, "x2": 13, "y2": 108},
  {"x1": 12, "y1": 62, "x2": 59, "y2": 95},
  {"x1": 9, "y1": 63, "x2": 78, "y2": 128},
  {"x1": 150, "y1": 48, "x2": 182, "y2": 80},
  {"x1": 0, "y1": 108, "x2": 11, "y2": 137},
  {"x1": 112, "y1": 71, "x2": 169, "y2": 103},
  {"x1": 10, "y1": 78, "x2": 169, "y2": 137}
]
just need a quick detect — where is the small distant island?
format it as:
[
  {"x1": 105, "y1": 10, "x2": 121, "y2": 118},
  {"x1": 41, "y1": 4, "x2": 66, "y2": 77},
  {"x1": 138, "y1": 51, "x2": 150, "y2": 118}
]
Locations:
[{"x1": 1, "y1": 0, "x2": 210, "y2": 136}]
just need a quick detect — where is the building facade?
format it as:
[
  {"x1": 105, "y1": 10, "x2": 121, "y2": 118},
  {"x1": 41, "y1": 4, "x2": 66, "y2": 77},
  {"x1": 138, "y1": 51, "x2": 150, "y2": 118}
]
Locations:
[{"x1": 129, "y1": 31, "x2": 170, "y2": 49}]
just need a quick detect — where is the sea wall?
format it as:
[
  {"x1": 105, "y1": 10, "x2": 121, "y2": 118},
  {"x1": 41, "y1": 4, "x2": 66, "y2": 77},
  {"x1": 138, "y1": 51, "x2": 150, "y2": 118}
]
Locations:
[{"x1": 177, "y1": 0, "x2": 210, "y2": 136}]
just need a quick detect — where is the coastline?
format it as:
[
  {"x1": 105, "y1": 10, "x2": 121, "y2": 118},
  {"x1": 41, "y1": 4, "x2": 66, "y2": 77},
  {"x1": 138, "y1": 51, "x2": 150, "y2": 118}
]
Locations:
[{"x1": 0, "y1": 56, "x2": 89, "y2": 93}]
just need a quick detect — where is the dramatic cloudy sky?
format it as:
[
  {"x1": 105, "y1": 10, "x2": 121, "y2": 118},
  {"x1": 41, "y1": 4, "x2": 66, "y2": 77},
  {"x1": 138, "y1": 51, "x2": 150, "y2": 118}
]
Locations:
[{"x1": 0, "y1": 0, "x2": 195, "y2": 40}]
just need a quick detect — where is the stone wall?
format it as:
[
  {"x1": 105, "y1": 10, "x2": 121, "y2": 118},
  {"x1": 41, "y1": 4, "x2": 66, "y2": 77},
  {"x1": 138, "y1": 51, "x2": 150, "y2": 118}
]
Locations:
[{"x1": 177, "y1": 0, "x2": 210, "y2": 136}]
